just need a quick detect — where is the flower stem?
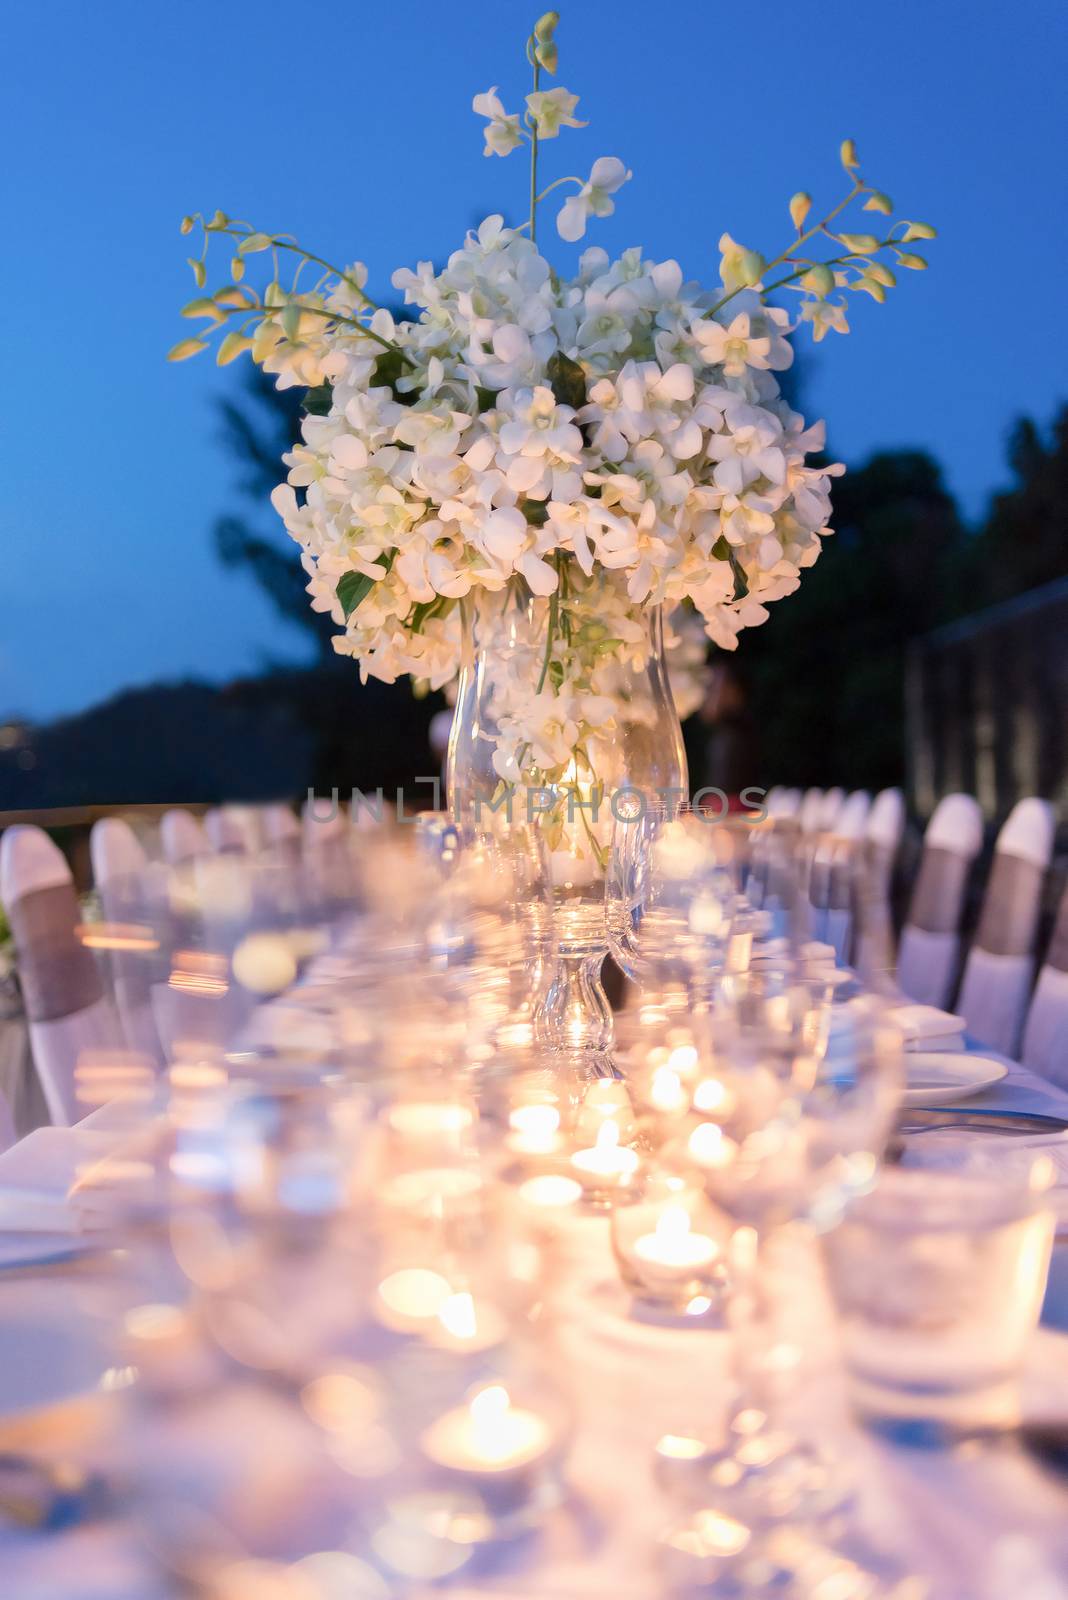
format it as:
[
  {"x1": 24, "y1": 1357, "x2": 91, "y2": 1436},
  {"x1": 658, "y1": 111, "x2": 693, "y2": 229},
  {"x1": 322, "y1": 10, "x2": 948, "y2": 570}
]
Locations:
[
  {"x1": 708, "y1": 180, "x2": 864, "y2": 317},
  {"x1": 528, "y1": 36, "x2": 541, "y2": 244}
]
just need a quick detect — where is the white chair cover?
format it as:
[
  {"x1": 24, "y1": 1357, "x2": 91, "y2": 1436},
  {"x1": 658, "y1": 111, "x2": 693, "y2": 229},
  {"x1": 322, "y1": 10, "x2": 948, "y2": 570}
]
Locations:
[
  {"x1": 896, "y1": 793, "x2": 984, "y2": 1009},
  {"x1": 798, "y1": 788, "x2": 824, "y2": 835},
  {"x1": 0, "y1": 826, "x2": 123, "y2": 1125},
  {"x1": 160, "y1": 808, "x2": 208, "y2": 866},
  {"x1": 90, "y1": 818, "x2": 165, "y2": 1067},
  {"x1": 834, "y1": 790, "x2": 871, "y2": 841},
  {"x1": 203, "y1": 806, "x2": 260, "y2": 855},
  {"x1": 260, "y1": 802, "x2": 301, "y2": 864},
  {"x1": 956, "y1": 798, "x2": 1055, "y2": 1057},
  {"x1": 854, "y1": 789, "x2": 906, "y2": 986},
  {"x1": 817, "y1": 787, "x2": 845, "y2": 833},
  {"x1": 1022, "y1": 884, "x2": 1068, "y2": 1084}
]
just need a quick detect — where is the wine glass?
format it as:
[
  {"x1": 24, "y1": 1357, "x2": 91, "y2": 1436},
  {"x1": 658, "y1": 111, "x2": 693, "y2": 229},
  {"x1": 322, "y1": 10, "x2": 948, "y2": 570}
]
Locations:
[{"x1": 607, "y1": 800, "x2": 737, "y2": 1008}]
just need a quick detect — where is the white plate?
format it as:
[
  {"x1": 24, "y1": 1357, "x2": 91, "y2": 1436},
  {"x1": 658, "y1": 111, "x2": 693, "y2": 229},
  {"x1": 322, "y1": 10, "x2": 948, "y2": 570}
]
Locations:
[
  {"x1": 903, "y1": 1052, "x2": 1009, "y2": 1108},
  {"x1": 0, "y1": 1315, "x2": 107, "y2": 1422}
]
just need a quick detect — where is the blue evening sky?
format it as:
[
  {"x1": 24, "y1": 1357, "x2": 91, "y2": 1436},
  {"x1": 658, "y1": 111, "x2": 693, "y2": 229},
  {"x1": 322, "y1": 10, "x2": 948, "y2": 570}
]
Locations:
[{"x1": 3, "y1": 0, "x2": 1065, "y2": 720}]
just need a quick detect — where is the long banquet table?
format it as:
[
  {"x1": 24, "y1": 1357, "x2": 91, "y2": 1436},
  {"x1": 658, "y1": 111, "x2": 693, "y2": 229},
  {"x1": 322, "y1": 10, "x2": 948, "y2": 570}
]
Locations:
[{"x1": 1, "y1": 1049, "x2": 1067, "y2": 1599}]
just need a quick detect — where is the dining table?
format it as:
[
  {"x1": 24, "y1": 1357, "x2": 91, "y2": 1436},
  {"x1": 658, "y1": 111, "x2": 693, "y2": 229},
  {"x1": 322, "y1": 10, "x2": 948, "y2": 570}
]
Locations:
[{"x1": 0, "y1": 1031, "x2": 1066, "y2": 1600}]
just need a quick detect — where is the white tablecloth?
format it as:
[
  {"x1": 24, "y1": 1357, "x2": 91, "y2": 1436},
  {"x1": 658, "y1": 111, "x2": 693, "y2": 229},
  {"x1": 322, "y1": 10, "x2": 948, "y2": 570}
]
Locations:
[{"x1": 1, "y1": 1050, "x2": 1067, "y2": 1598}]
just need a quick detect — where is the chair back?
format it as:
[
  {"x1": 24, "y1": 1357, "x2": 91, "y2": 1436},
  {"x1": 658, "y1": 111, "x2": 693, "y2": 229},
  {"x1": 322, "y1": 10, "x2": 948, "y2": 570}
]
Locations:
[
  {"x1": 160, "y1": 808, "x2": 208, "y2": 866},
  {"x1": 1022, "y1": 881, "x2": 1068, "y2": 1083},
  {"x1": 90, "y1": 818, "x2": 165, "y2": 1066},
  {"x1": 896, "y1": 793, "x2": 983, "y2": 1008},
  {"x1": 957, "y1": 798, "x2": 1056, "y2": 1056},
  {"x1": 0, "y1": 826, "x2": 122, "y2": 1124}
]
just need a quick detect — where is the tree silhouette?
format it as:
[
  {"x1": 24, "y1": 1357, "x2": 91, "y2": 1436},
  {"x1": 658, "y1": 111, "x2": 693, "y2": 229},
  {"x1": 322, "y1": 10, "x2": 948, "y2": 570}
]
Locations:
[
  {"x1": 213, "y1": 367, "x2": 335, "y2": 657},
  {"x1": 971, "y1": 405, "x2": 1068, "y2": 603}
]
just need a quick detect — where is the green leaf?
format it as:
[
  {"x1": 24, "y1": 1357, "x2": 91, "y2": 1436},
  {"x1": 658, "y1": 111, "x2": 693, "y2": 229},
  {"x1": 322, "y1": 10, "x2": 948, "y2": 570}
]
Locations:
[
  {"x1": 475, "y1": 386, "x2": 499, "y2": 413},
  {"x1": 546, "y1": 349, "x2": 586, "y2": 410},
  {"x1": 336, "y1": 553, "x2": 395, "y2": 620},
  {"x1": 712, "y1": 535, "x2": 749, "y2": 603},
  {"x1": 522, "y1": 500, "x2": 550, "y2": 527},
  {"x1": 408, "y1": 594, "x2": 452, "y2": 634},
  {"x1": 371, "y1": 347, "x2": 417, "y2": 405},
  {"x1": 303, "y1": 383, "x2": 333, "y2": 416}
]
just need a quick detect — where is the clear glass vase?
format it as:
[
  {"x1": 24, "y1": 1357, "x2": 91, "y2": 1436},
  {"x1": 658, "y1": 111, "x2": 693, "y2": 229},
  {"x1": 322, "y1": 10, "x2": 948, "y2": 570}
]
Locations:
[{"x1": 447, "y1": 574, "x2": 688, "y2": 1065}]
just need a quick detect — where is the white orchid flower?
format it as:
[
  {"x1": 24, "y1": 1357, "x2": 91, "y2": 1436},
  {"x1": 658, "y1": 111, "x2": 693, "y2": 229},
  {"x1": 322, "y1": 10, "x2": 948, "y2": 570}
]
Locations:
[
  {"x1": 472, "y1": 87, "x2": 523, "y2": 157},
  {"x1": 525, "y1": 87, "x2": 586, "y2": 138},
  {"x1": 801, "y1": 298, "x2": 850, "y2": 342},
  {"x1": 557, "y1": 157, "x2": 632, "y2": 242},
  {"x1": 693, "y1": 312, "x2": 773, "y2": 377}
]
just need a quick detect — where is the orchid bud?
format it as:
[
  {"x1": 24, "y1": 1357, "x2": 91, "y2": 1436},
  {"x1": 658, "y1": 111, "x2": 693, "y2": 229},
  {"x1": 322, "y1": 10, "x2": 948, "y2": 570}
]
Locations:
[
  {"x1": 896, "y1": 251, "x2": 928, "y2": 269},
  {"x1": 217, "y1": 331, "x2": 254, "y2": 366},
  {"x1": 206, "y1": 210, "x2": 230, "y2": 231},
  {"x1": 800, "y1": 264, "x2": 834, "y2": 298},
  {"x1": 868, "y1": 262, "x2": 896, "y2": 287},
  {"x1": 180, "y1": 297, "x2": 218, "y2": 320},
  {"x1": 230, "y1": 256, "x2": 245, "y2": 282},
  {"x1": 281, "y1": 303, "x2": 302, "y2": 341},
  {"x1": 739, "y1": 248, "x2": 765, "y2": 286},
  {"x1": 534, "y1": 11, "x2": 559, "y2": 41},
  {"x1": 535, "y1": 38, "x2": 558, "y2": 72},
  {"x1": 863, "y1": 191, "x2": 893, "y2": 214},
  {"x1": 187, "y1": 258, "x2": 206, "y2": 288},
  {"x1": 215, "y1": 286, "x2": 250, "y2": 308},
  {"x1": 168, "y1": 337, "x2": 208, "y2": 362},
  {"x1": 180, "y1": 215, "x2": 195, "y2": 235},
  {"x1": 839, "y1": 138, "x2": 859, "y2": 171},
  {"x1": 902, "y1": 221, "x2": 937, "y2": 242},
  {"x1": 789, "y1": 192, "x2": 812, "y2": 230},
  {"x1": 851, "y1": 276, "x2": 886, "y2": 302},
  {"x1": 238, "y1": 232, "x2": 272, "y2": 255},
  {"x1": 839, "y1": 233, "x2": 880, "y2": 255}
]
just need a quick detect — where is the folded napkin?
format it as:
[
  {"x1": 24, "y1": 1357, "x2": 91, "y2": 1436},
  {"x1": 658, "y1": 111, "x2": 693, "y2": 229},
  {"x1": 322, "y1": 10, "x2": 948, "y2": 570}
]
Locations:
[
  {"x1": 886, "y1": 1002, "x2": 966, "y2": 1051},
  {"x1": 0, "y1": 1123, "x2": 156, "y2": 1236},
  {"x1": 902, "y1": 1129, "x2": 1068, "y2": 1225}
]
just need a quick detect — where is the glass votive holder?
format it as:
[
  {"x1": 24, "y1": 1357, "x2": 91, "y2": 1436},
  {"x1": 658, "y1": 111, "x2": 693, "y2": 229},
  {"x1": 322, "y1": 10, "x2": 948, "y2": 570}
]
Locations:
[
  {"x1": 823, "y1": 1150, "x2": 1056, "y2": 1443},
  {"x1": 568, "y1": 1116, "x2": 642, "y2": 1207},
  {"x1": 611, "y1": 1168, "x2": 731, "y2": 1313}
]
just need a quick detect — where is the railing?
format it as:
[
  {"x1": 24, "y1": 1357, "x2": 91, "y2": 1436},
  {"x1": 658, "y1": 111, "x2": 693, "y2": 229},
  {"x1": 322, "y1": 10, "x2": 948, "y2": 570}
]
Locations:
[{"x1": 907, "y1": 576, "x2": 1068, "y2": 822}]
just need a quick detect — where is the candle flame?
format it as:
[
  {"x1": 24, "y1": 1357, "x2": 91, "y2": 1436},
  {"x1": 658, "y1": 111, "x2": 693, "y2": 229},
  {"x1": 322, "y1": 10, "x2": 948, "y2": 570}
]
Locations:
[
  {"x1": 595, "y1": 1119, "x2": 620, "y2": 1151},
  {"x1": 509, "y1": 1105, "x2": 560, "y2": 1138},
  {"x1": 470, "y1": 1384, "x2": 510, "y2": 1426},
  {"x1": 438, "y1": 1291, "x2": 478, "y2": 1342},
  {"x1": 650, "y1": 1067, "x2": 685, "y2": 1111},
  {"x1": 656, "y1": 1205, "x2": 692, "y2": 1244}
]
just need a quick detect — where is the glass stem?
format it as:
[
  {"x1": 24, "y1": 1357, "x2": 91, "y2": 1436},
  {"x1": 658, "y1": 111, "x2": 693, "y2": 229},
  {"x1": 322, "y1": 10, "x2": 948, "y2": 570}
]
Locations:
[
  {"x1": 541, "y1": 951, "x2": 613, "y2": 1058},
  {"x1": 725, "y1": 1225, "x2": 800, "y2": 1448}
]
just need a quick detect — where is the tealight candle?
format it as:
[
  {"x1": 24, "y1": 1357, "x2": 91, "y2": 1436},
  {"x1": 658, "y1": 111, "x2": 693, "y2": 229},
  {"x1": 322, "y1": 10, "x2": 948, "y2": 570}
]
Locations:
[
  {"x1": 570, "y1": 1120, "x2": 639, "y2": 1201},
  {"x1": 429, "y1": 1290, "x2": 508, "y2": 1354},
  {"x1": 633, "y1": 1206, "x2": 719, "y2": 1276},
  {"x1": 421, "y1": 1385, "x2": 554, "y2": 1476},
  {"x1": 686, "y1": 1122, "x2": 739, "y2": 1173},
  {"x1": 386, "y1": 1102, "x2": 475, "y2": 1139},
  {"x1": 573, "y1": 1079, "x2": 635, "y2": 1145},
  {"x1": 508, "y1": 1103, "x2": 563, "y2": 1157}
]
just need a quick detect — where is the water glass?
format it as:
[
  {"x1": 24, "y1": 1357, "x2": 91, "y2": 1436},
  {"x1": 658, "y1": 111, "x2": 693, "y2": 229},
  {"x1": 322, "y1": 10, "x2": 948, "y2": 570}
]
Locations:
[{"x1": 824, "y1": 1153, "x2": 1055, "y2": 1441}]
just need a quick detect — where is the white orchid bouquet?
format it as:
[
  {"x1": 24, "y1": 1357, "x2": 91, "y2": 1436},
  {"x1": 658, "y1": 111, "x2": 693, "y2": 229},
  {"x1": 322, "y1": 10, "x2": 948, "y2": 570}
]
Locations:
[{"x1": 172, "y1": 11, "x2": 934, "y2": 789}]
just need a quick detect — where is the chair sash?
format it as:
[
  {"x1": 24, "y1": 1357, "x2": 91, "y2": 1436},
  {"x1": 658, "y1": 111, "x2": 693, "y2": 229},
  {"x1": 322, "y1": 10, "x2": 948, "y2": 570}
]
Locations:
[
  {"x1": 7, "y1": 883, "x2": 104, "y2": 1023},
  {"x1": 973, "y1": 853, "x2": 1045, "y2": 958},
  {"x1": 906, "y1": 846, "x2": 973, "y2": 935}
]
